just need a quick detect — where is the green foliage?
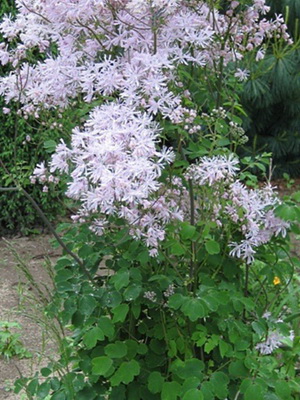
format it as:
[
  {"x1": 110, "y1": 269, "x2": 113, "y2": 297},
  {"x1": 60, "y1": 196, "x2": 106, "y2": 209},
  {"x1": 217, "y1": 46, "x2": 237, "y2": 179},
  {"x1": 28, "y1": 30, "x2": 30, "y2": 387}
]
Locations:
[
  {"x1": 13, "y1": 189, "x2": 300, "y2": 399},
  {"x1": 239, "y1": 0, "x2": 300, "y2": 177},
  {"x1": 0, "y1": 3, "x2": 71, "y2": 234},
  {"x1": 2, "y1": 2, "x2": 299, "y2": 398},
  {"x1": 0, "y1": 321, "x2": 32, "y2": 360},
  {"x1": 0, "y1": 0, "x2": 16, "y2": 18},
  {"x1": 0, "y1": 105, "x2": 65, "y2": 234},
  {"x1": 0, "y1": 0, "x2": 67, "y2": 234}
]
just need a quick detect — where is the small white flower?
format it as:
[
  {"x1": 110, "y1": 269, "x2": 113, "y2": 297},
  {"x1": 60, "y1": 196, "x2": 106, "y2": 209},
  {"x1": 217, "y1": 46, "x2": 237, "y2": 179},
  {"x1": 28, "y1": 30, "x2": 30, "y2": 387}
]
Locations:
[
  {"x1": 234, "y1": 68, "x2": 250, "y2": 82},
  {"x1": 144, "y1": 291, "x2": 157, "y2": 302}
]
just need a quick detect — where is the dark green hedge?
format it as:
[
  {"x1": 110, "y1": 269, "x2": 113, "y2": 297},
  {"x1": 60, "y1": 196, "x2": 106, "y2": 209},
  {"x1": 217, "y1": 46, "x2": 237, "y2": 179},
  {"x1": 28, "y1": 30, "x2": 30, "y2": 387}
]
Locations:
[
  {"x1": 0, "y1": 0, "x2": 68, "y2": 235},
  {"x1": 240, "y1": 0, "x2": 300, "y2": 177}
]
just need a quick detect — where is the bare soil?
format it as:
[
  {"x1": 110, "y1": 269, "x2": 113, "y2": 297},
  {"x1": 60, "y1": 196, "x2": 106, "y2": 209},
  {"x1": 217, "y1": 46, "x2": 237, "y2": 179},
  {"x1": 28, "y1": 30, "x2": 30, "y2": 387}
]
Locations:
[{"x1": 0, "y1": 235, "x2": 61, "y2": 400}]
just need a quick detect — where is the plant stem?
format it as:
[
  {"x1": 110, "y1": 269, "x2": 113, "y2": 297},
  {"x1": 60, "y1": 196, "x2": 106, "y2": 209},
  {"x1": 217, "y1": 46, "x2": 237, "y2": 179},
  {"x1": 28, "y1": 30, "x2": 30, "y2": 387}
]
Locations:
[{"x1": 0, "y1": 185, "x2": 94, "y2": 283}]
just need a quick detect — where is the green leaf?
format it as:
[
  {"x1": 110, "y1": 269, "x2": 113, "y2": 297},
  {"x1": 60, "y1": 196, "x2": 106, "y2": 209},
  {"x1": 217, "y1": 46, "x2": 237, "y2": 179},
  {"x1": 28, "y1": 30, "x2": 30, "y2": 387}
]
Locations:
[
  {"x1": 216, "y1": 138, "x2": 230, "y2": 147},
  {"x1": 105, "y1": 342, "x2": 127, "y2": 359},
  {"x1": 292, "y1": 191, "x2": 300, "y2": 202},
  {"x1": 182, "y1": 389, "x2": 203, "y2": 400},
  {"x1": 275, "y1": 381, "x2": 291, "y2": 399},
  {"x1": 36, "y1": 382, "x2": 50, "y2": 399},
  {"x1": 92, "y1": 356, "x2": 113, "y2": 376},
  {"x1": 275, "y1": 204, "x2": 297, "y2": 221},
  {"x1": 219, "y1": 340, "x2": 229, "y2": 358},
  {"x1": 200, "y1": 382, "x2": 214, "y2": 400},
  {"x1": 235, "y1": 339, "x2": 250, "y2": 351},
  {"x1": 77, "y1": 387, "x2": 97, "y2": 400},
  {"x1": 161, "y1": 382, "x2": 182, "y2": 400},
  {"x1": 51, "y1": 393, "x2": 66, "y2": 400},
  {"x1": 99, "y1": 316, "x2": 115, "y2": 339},
  {"x1": 171, "y1": 359, "x2": 204, "y2": 380},
  {"x1": 83, "y1": 327, "x2": 104, "y2": 349},
  {"x1": 171, "y1": 242, "x2": 186, "y2": 256},
  {"x1": 112, "y1": 304, "x2": 129, "y2": 323},
  {"x1": 123, "y1": 284, "x2": 141, "y2": 301},
  {"x1": 229, "y1": 360, "x2": 249, "y2": 378},
  {"x1": 181, "y1": 299, "x2": 205, "y2": 321},
  {"x1": 78, "y1": 295, "x2": 97, "y2": 317},
  {"x1": 136, "y1": 250, "x2": 150, "y2": 265},
  {"x1": 202, "y1": 295, "x2": 219, "y2": 312},
  {"x1": 131, "y1": 303, "x2": 141, "y2": 319},
  {"x1": 168, "y1": 294, "x2": 185, "y2": 310},
  {"x1": 244, "y1": 383, "x2": 264, "y2": 400},
  {"x1": 149, "y1": 274, "x2": 171, "y2": 290},
  {"x1": 102, "y1": 290, "x2": 122, "y2": 308},
  {"x1": 110, "y1": 360, "x2": 140, "y2": 386},
  {"x1": 124, "y1": 340, "x2": 138, "y2": 358},
  {"x1": 180, "y1": 223, "x2": 196, "y2": 240},
  {"x1": 205, "y1": 240, "x2": 220, "y2": 255},
  {"x1": 41, "y1": 368, "x2": 52, "y2": 377},
  {"x1": 204, "y1": 335, "x2": 219, "y2": 354},
  {"x1": 137, "y1": 343, "x2": 148, "y2": 355},
  {"x1": 168, "y1": 340, "x2": 177, "y2": 357},
  {"x1": 148, "y1": 371, "x2": 164, "y2": 394},
  {"x1": 252, "y1": 321, "x2": 267, "y2": 336},
  {"x1": 111, "y1": 269, "x2": 130, "y2": 291},
  {"x1": 43, "y1": 139, "x2": 57, "y2": 153},
  {"x1": 210, "y1": 372, "x2": 229, "y2": 399},
  {"x1": 50, "y1": 378, "x2": 60, "y2": 392},
  {"x1": 181, "y1": 377, "x2": 200, "y2": 393},
  {"x1": 55, "y1": 268, "x2": 73, "y2": 282}
]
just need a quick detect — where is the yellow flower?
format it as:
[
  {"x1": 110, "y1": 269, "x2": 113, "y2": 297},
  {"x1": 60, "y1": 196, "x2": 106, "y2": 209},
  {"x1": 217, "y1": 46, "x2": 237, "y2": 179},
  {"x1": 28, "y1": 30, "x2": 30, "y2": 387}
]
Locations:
[{"x1": 273, "y1": 276, "x2": 281, "y2": 285}]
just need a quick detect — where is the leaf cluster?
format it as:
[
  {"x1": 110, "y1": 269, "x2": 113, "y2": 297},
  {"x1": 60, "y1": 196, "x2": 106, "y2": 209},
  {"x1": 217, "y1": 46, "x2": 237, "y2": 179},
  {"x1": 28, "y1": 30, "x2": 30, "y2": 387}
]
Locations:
[{"x1": 14, "y1": 200, "x2": 300, "y2": 399}]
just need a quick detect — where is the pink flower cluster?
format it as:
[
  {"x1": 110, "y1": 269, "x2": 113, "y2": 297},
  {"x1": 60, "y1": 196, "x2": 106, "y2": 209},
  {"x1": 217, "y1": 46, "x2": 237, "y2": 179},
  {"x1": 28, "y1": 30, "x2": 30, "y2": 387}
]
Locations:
[
  {"x1": 185, "y1": 154, "x2": 239, "y2": 186},
  {"x1": 186, "y1": 154, "x2": 289, "y2": 264},
  {"x1": 255, "y1": 312, "x2": 295, "y2": 355},
  {"x1": 1, "y1": 1, "x2": 292, "y2": 256},
  {"x1": 0, "y1": 0, "x2": 291, "y2": 116},
  {"x1": 228, "y1": 183, "x2": 289, "y2": 263},
  {"x1": 31, "y1": 161, "x2": 60, "y2": 193},
  {"x1": 32, "y1": 102, "x2": 186, "y2": 254}
]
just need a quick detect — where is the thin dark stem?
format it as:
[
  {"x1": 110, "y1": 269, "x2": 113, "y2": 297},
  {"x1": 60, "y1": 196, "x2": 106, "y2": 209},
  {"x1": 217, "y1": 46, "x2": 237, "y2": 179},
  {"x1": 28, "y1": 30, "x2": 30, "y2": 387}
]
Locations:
[
  {"x1": 244, "y1": 263, "x2": 250, "y2": 297},
  {"x1": 75, "y1": 19, "x2": 107, "y2": 51},
  {"x1": 179, "y1": 144, "x2": 196, "y2": 287},
  {"x1": 243, "y1": 263, "x2": 250, "y2": 319},
  {"x1": 20, "y1": 1, "x2": 51, "y2": 23},
  {"x1": 252, "y1": 269, "x2": 269, "y2": 310},
  {"x1": 0, "y1": 185, "x2": 94, "y2": 283}
]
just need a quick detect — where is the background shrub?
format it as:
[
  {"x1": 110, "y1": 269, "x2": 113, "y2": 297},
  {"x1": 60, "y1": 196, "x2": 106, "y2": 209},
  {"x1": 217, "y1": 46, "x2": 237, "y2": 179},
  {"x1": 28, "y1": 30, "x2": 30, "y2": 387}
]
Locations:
[
  {"x1": 240, "y1": 0, "x2": 300, "y2": 177},
  {"x1": 0, "y1": 1, "x2": 70, "y2": 235}
]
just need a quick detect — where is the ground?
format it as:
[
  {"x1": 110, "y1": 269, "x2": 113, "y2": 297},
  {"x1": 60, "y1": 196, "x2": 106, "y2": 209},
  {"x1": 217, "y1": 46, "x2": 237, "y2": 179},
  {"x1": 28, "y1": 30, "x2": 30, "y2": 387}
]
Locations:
[{"x1": 0, "y1": 235, "x2": 60, "y2": 400}]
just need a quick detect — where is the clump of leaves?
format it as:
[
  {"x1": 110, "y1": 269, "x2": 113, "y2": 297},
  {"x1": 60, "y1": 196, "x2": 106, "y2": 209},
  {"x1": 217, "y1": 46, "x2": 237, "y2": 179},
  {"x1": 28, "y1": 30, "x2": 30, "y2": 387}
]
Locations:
[{"x1": 0, "y1": 321, "x2": 32, "y2": 361}]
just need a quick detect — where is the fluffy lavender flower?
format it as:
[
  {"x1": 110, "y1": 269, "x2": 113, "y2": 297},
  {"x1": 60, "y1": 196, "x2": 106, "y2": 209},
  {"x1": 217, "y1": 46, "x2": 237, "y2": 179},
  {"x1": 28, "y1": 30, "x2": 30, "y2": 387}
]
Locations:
[
  {"x1": 262, "y1": 311, "x2": 271, "y2": 320},
  {"x1": 0, "y1": 0, "x2": 290, "y2": 114},
  {"x1": 256, "y1": 328, "x2": 294, "y2": 355},
  {"x1": 229, "y1": 239, "x2": 256, "y2": 264},
  {"x1": 48, "y1": 102, "x2": 184, "y2": 254},
  {"x1": 2, "y1": 107, "x2": 10, "y2": 114},
  {"x1": 163, "y1": 284, "x2": 175, "y2": 297},
  {"x1": 255, "y1": 331, "x2": 283, "y2": 355},
  {"x1": 234, "y1": 68, "x2": 250, "y2": 81},
  {"x1": 50, "y1": 139, "x2": 71, "y2": 173},
  {"x1": 32, "y1": 162, "x2": 48, "y2": 183},
  {"x1": 264, "y1": 210, "x2": 290, "y2": 237},
  {"x1": 144, "y1": 291, "x2": 157, "y2": 302},
  {"x1": 0, "y1": 0, "x2": 292, "y2": 258},
  {"x1": 186, "y1": 154, "x2": 239, "y2": 186}
]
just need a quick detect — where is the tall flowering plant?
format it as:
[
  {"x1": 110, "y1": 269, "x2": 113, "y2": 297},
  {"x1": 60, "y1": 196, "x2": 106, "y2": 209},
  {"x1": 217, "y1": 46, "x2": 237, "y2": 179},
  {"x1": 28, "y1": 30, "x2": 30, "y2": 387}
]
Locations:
[{"x1": 1, "y1": 1, "x2": 300, "y2": 399}]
